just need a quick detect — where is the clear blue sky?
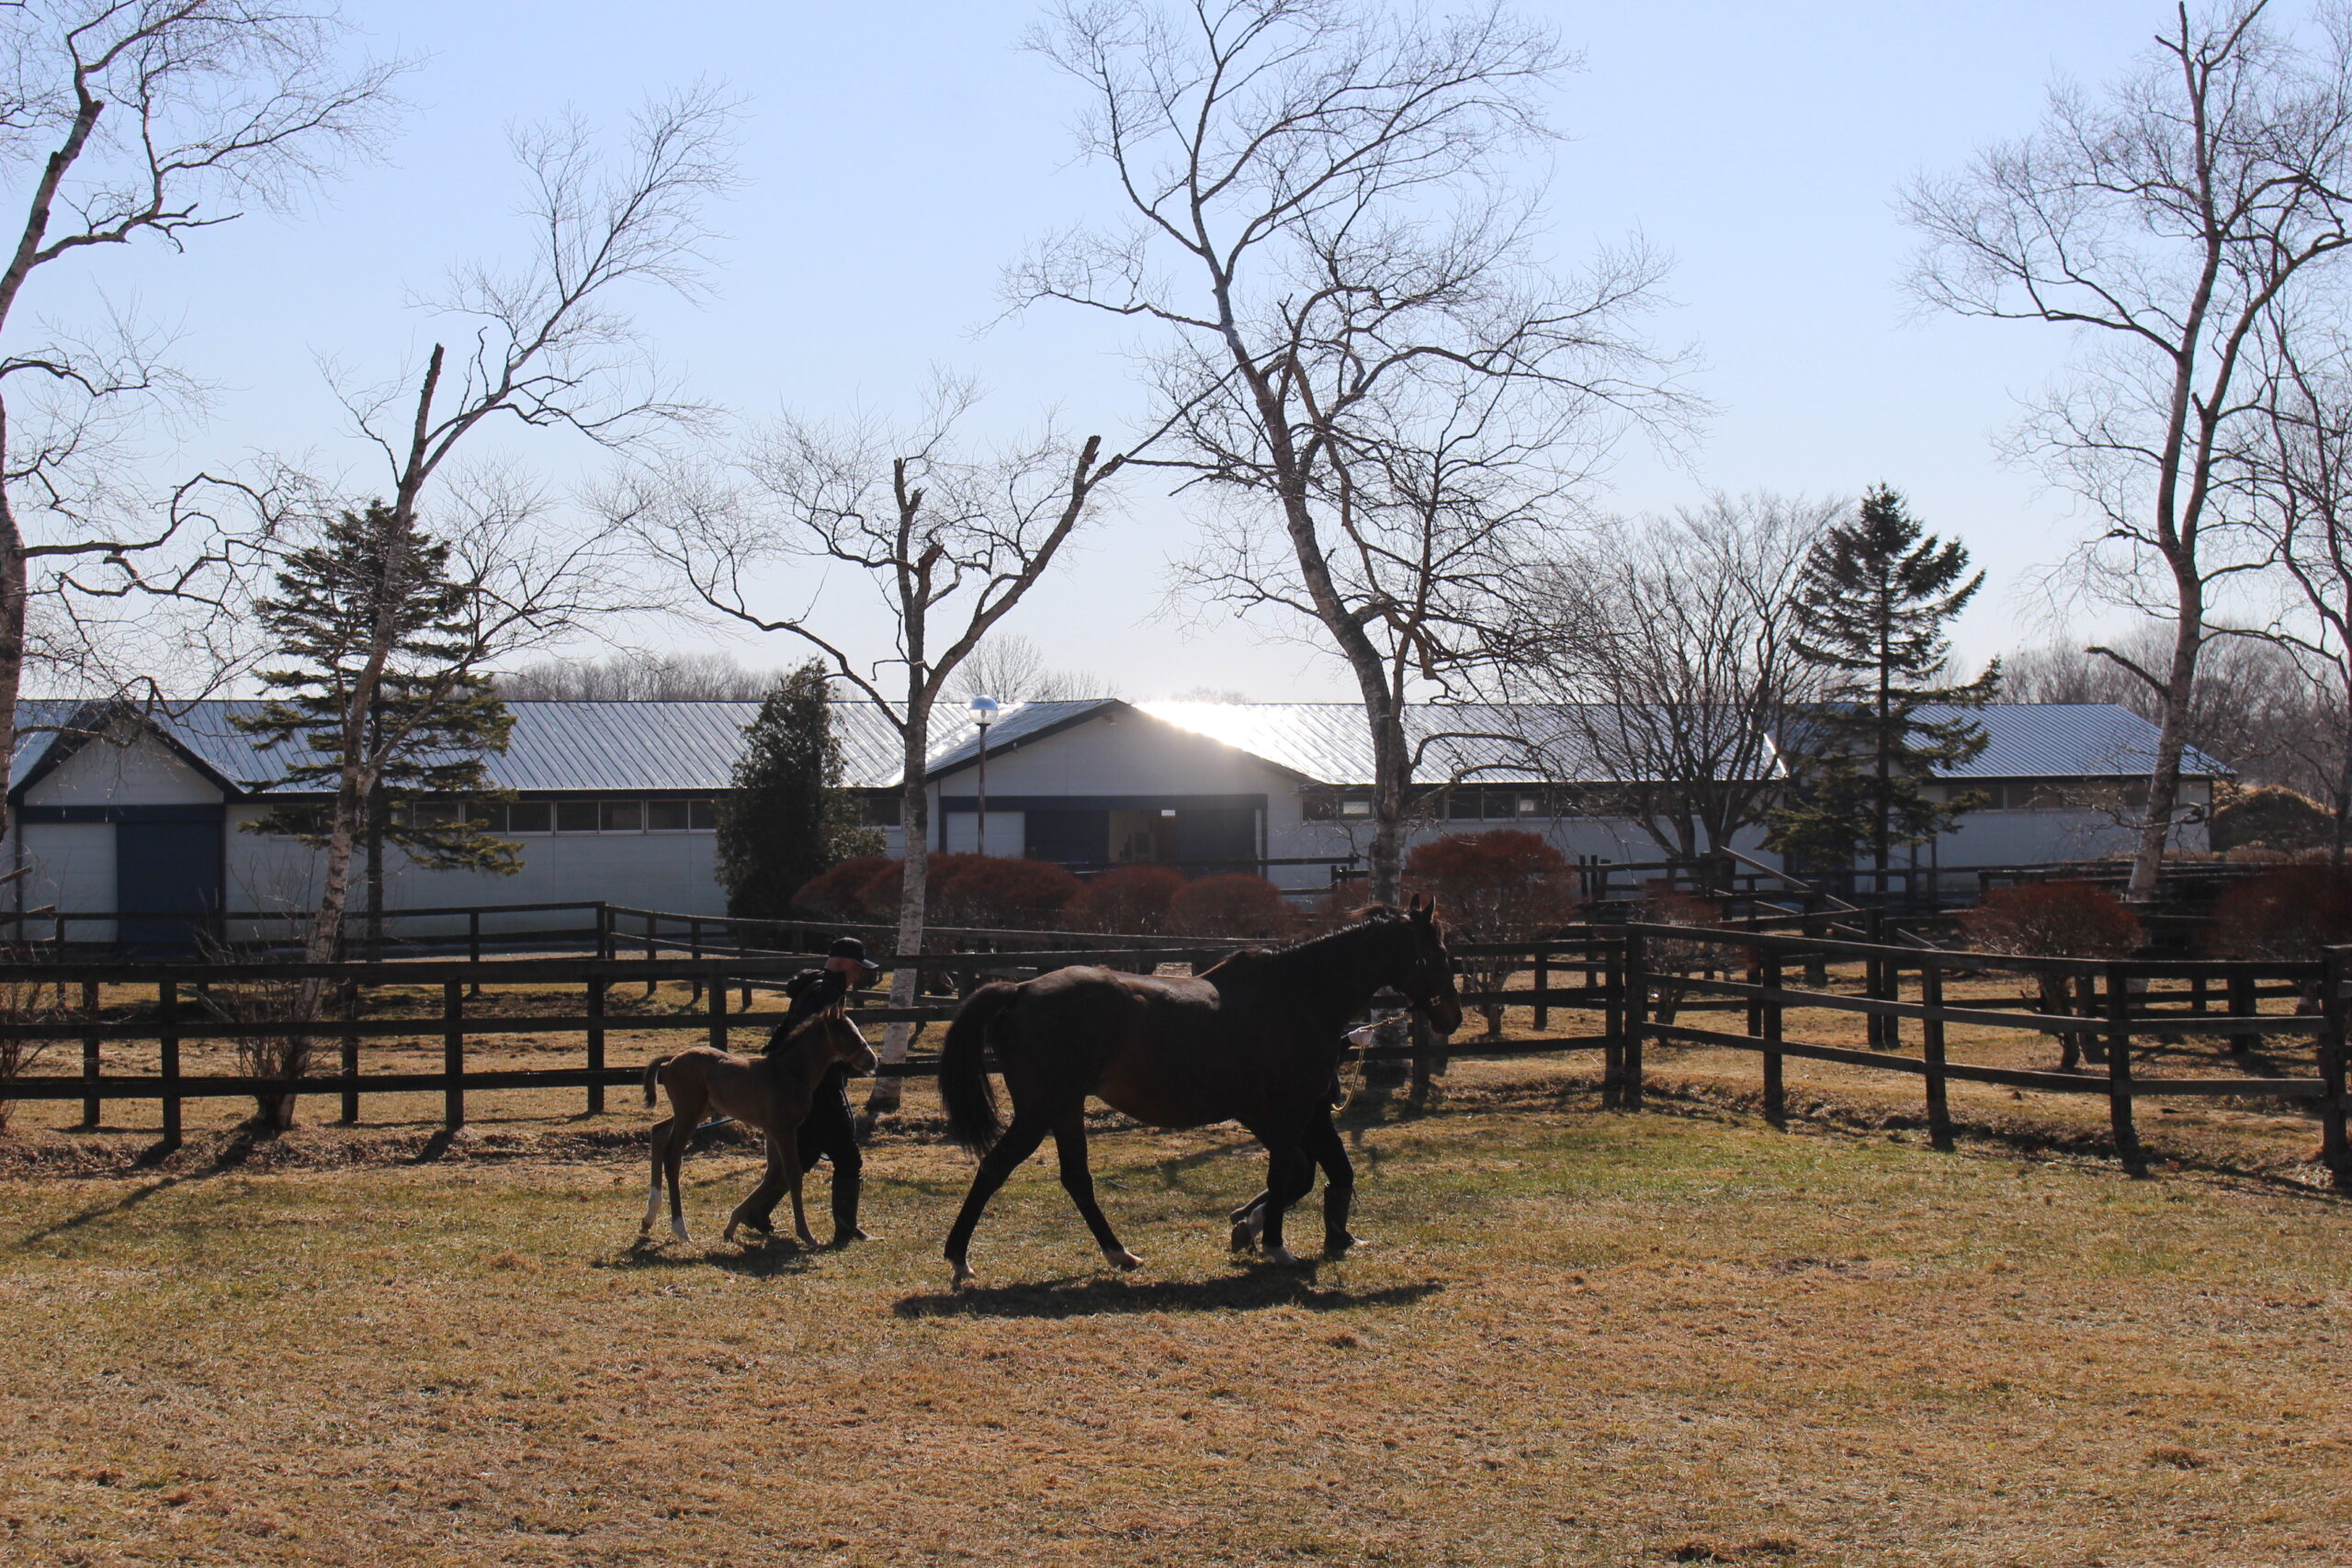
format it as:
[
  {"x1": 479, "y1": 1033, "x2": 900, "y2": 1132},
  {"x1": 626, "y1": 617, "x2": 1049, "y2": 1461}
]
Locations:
[{"x1": 59, "y1": 0, "x2": 2196, "y2": 698}]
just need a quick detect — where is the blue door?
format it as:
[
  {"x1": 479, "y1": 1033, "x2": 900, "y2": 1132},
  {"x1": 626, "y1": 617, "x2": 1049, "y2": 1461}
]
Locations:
[{"x1": 116, "y1": 813, "x2": 224, "y2": 952}]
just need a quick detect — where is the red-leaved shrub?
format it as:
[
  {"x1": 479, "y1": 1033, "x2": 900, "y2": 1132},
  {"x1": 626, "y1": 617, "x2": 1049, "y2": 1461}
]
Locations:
[
  {"x1": 1960, "y1": 881, "x2": 2141, "y2": 957},
  {"x1": 1405, "y1": 829, "x2": 1580, "y2": 1036},
  {"x1": 1168, "y1": 873, "x2": 1296, "y2": 939},
  {"x1": 2204, "y1": 864, "x2": 2352, "y2": 960},
  {"x1": 933, "y1": 856, "x2": 1085, "y2": 930},
  {"x1": 793, "y1": 855, "x2": 896, "y2": 921},
  {"x1": 1067, "y1": 864, "x2": 1188, "y2": 935}
]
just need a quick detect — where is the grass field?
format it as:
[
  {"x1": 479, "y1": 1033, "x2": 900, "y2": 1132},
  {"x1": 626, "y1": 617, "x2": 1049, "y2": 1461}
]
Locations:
[{"x1": 2, "y1": 1073, "x2": 2347, "y2": 1567}]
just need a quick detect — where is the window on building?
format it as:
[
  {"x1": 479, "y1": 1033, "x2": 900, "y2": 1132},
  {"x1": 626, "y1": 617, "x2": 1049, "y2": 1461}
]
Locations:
[
  {"x1": 556, "y1": 800, "x2": 598, "y2": 833},
  {"x1": 688, "y1": 799, "x2": 718, "y2": 830},
  {"x1": 494, "y1": 801, "x2": 552, "y2": 834},
  {"x1": 1340, "y1": 797, "x2": 1371, "y2": 818},
  {"x1": 647, "y1": 799, "x2": 691, "y2": 831},
  {"x1": 600, "y1": 799, "x2": 643, "y2": 833}
]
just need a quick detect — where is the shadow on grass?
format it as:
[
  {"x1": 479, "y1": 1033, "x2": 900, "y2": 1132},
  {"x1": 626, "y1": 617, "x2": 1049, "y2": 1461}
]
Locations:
[
  {"x1": 598, "y1": 1236, "x2": 823, "y2": 1279},
  {"x1": 893, "y1": 1269, "x2": 1443, "y2": 1320}
]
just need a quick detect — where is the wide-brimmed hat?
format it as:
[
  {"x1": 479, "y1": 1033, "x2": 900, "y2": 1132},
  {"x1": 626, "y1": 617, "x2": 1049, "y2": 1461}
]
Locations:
[{"x1": 828, "y1": 936, "x2": 881, "y2": 971}]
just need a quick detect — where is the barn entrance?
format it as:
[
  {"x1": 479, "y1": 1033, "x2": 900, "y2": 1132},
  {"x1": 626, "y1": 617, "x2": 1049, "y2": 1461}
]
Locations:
[{"x1": 116, "y1": 810, "x2": 224, "y2": 951}]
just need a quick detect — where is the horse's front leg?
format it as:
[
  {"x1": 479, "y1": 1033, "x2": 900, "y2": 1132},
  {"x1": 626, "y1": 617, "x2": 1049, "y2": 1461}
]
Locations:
[
  {"x1": 777, "y1": 1122, "x2": 816, "y2": 1247},
  {"x1": 724, "y1": 1131, "x2": 791, "y2": 1245},
  {"x1": 1253, "y1": 1139, "x2": 1317, "y2": 1266}
]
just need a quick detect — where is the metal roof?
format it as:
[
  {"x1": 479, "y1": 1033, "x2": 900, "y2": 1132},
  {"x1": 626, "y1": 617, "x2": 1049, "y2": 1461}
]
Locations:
[{"x1": 6, "y1": 696, "x2": 2225, "y2": 797}]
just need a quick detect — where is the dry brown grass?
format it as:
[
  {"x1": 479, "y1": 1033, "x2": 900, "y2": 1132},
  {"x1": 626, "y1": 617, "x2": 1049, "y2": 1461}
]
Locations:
[{"x1": 1, "y1": 1066, "x2": 2347, "y2": 1566}]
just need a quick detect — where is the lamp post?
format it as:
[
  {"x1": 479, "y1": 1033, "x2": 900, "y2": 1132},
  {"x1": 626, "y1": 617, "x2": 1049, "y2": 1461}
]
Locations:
[{"x1": 968, "y1": 694, "x2": 999, "y2": 855}]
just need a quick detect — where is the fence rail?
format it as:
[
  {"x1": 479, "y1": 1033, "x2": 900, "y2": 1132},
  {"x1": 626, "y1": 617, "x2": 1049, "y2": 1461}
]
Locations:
[{"x1": 0, "y1": 911, "x2": 2342, "y2": 1189}]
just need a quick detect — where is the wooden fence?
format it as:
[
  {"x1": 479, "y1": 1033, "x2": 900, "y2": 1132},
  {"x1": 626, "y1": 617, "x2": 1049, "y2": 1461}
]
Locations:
[{"x1": 0, "y1": 919, "x2": 2341, "y2": 1190}]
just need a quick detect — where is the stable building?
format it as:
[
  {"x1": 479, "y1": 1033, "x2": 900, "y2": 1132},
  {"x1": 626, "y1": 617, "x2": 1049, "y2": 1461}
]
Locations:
[{"x1": 5, "y1": 697, "x2": 2227, "y2": 939}]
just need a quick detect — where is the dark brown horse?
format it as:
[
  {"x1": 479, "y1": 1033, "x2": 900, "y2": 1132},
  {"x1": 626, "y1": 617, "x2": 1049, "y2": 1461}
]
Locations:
[{"x1": 937, "y1": 899, "x2": 1464, "y2": 1288}]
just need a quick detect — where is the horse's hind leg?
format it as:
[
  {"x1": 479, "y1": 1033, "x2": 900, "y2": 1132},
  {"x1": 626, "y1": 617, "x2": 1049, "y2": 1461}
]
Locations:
[
  {"x1": 641, "y1": 1116, "x2": 676, "y2": 1238},
  {"x1": 943, "y1": 1112, "x2": 1052, "y2": 1290},
  {"x1": 664, "y1": 1103, "x2": 695, "y2": 1243},
  {"x1": 1306, "y1": 1110, "x2": 1359, "y2": 1256},
  {"x1": 1051, "y1": 1110, "x2": 1140, "y2": 1271}
]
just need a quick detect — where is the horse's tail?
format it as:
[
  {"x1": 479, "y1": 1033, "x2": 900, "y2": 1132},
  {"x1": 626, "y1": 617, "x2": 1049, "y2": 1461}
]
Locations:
[
  {"x1": 940, "y1": 982, "x2": 1019, "y2": 1159},
  {"x1": 642, "y1": 1055, "x2": 670, "y2": 1108}
]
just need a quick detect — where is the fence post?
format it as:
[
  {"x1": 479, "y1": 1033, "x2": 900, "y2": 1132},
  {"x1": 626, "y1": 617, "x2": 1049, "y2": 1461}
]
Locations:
[
  {"x1": 688, "y1": 917, "x2": 705, "y2": 1007},
  {"x1": 644, "y1": 912, "x2": 661, "y2": 998},
  {"x1": 338, "y1": 978, "x2": 361, "y2": 1126},
  {"x1": 2323, "y1": 950, "x2": 2350, "y2": 1191},
  {"x1": 2226, "y1": 972, "x2": 2257, "y2": 1059},
  {"x1": 596, "y1": 902, "x2": 615, "y2": 962},
  {"x1": 1761, "y1": 950, "x2": 1784, "y2": 1129},
  {"x1": 1601, "y1": 935, "x2": 1624, "y2": 1109},
  {"x1": 1532, "y1": 945, "x2": 1549, "y2": 1032},
  {"x1": 443, "y1": 980, "x2": 465, "y2": 1132},
  {"x1": 158, "y1": 978, "x2": 181, "y2": 1150},
  {"x1": 707, "y1": 969, "x2": 728, "y2": 1054},
  {"x1": 2104, "y1": 961, "x2": 2144, "y2": 1177},
  {"x1": 468, "y1": 911, "x2": 483, "y2": 997},
  {"x1": 79, "y1": 978, "x2": 101, "y2": 1130},
  {"x1": 1622, "y1": 930, "x2": 1647, "y2": 1112},
  {"x1": 1921, "y1": 961, "x2": 1951, "y2": 1153},
  {"x1": 586, "y1": 971, "x2": 607, "y2": 1116}
]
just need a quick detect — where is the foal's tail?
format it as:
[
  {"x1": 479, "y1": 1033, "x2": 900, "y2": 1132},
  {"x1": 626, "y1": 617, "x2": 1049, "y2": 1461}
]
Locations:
[
  {"x1": 641, "y1": 1055, "x2": 671, "y2": 1108},
  {"x1": 940, "y1": 982, "x2": 1019, "y2": 1159}
]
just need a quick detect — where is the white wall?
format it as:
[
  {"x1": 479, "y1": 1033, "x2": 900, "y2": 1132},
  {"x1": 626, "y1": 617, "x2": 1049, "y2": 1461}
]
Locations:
[
  {"x1": 223, "y1": 805, "x2": 729, "y2": 932},
  {"x1": 26, "y1": 730, "x2": 221, "y2": 807}
]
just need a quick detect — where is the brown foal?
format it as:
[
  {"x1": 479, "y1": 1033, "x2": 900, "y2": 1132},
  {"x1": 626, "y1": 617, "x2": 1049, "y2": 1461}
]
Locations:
[{"x1": 639, "y1": 1014, "x2": 878, "y2": 1247}]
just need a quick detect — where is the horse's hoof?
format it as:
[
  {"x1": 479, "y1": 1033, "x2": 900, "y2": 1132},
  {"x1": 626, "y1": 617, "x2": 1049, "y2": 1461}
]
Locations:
[
  {"x1": 1267, "y1": 1245, "x2": 1301, "y2": 1266},
  {"x1": 1228, "y1": 1220, "x2": 1259, "y2": 1254},
  {"x1": 1325, "y1": 1234, "x2": 1364, "y2": 1258},
  {"x1": 949, "y1": 1262, "x2": 978, "y2": 1291},
  {"x1": 1105, "y1": 1248, "x2": 1143, "y2": 1271},
  {"x1": 830, "y1": 1228, "x2": 875, "y2": 1248},
  {"x1": 672, "y1": 1224, "x2": 694, "y2": 1244},
  {"x1": 795, "y1": 1233, "x2": 820, "y2": 1249}
]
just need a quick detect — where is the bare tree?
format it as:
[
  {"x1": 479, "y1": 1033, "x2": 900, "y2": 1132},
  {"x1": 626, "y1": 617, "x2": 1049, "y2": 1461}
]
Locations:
[
  {"x1": 956, "y1": 631, "x2": 1117, "y2": 702},
  {"x1": 1905, "y1": 0, "x2": 2352, "y2": 897},
  {"x1": 497, "y1": 649, "x2": 774, "y2": 701},
  {"x1": 0, "y1": 1, "x2": 403, "y2": 841},
  {"x1": 1520, "y1": 494, "x2": 1835, "y2": 867},
  {"x1": 282, "y1": 89, "x2": 735, "y2": 968},
  {"x1": 634, "y1": 381, "x2": 1127, "y2": 1119},
  {"x1": 2231, "y1": 320, "x2": 2352, "y2": 849},
  {"x1": 1017, "y1": 0, "x2": 1689, "y2": 904},
  {"x1": 2004, "y1": 625, "x2": 2314, "y2": 788}
]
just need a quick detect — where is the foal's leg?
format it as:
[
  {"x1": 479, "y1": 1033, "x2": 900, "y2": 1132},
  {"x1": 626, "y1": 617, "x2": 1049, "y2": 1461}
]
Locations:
[
  {"x1": 725, "y1": 1131, "x2": 791, "y2": 1245},
  {"x1": 663, "y1": 1089, "x2": 699, "y2": 1244},
  {"x1": 1051, "y1": 1109, "x2": 1141, "y2": 1271},
  {"x1": 942, "y1": 1112, "x2": 1053, "y2": 1290},
  {"x1": 1305, "y1": 1110, "x2": 1359, "y2": 1256},
  {"x1": 775, "y1": 1122, "x2": 816, "y2": 1247},
  {"x1": 640, "y1": 1114, "x2": 676, "y2": 1238},
  {"x1": 1253, "y1": 1139, "x2": 1318, "y2": 1266}
]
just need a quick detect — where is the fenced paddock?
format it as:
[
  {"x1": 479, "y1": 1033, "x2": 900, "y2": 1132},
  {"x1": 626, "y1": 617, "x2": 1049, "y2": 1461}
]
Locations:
[{"x1": 0, "y1": 914, "x2": 2347, "y2": 1564}]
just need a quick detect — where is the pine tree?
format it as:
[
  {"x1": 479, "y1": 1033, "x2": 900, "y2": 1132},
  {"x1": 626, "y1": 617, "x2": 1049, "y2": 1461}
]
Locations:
[
  {"x1": 236, "y1": 502, "x2": 519, "y2": 944},
  {"x1": 716, "y1": 662, "x2": 879, "y2": 922},
  {"x1": 1768, "y1": 486, "x2": 1998, "y2": 886}
]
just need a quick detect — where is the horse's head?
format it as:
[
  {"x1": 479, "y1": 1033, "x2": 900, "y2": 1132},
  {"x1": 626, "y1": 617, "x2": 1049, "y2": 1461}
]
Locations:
[
  {"x1": 1395, "y1": 895, "x2": 1464, "y2": 1037},
  {"x1": 791, "y1": 1014, "x2": 879, "y2": 1078}
]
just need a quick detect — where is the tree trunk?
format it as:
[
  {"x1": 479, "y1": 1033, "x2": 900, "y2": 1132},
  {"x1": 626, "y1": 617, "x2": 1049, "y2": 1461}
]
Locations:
[
  {"x1": 864, "y1": 710, "x2": 932, "y2": 1122},
  {"x1": 2127, "y1": 599, "x2": 2200, "y2": 901},
  {"x1": 0, "y1": 501, "x2": 25, "y2": 858}
]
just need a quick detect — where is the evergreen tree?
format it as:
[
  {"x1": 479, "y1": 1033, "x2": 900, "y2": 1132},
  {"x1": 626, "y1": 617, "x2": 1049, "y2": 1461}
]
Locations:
[
  {"x1": 1768, "y1": 486, "x2": 1998, "y2": 886},
  {"x1": 716, "y1": 662, "x2": 879, "y2": 921},
  {"x1": 236, "y1": 502, "x2": 519, "y2": 941}
]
